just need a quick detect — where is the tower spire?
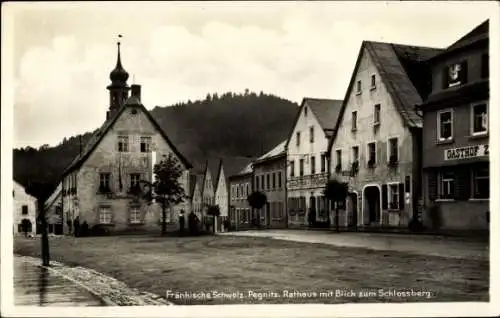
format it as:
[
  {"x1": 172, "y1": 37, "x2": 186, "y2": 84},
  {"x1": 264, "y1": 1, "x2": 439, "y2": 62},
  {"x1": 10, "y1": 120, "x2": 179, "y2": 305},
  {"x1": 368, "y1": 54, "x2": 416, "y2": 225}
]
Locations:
[
  {"x1": 116, "y1": 34, "x2": 123, "y2": 69},
  {"x1": 106, "y1": 34, "x2": 130, "y2": 119}
]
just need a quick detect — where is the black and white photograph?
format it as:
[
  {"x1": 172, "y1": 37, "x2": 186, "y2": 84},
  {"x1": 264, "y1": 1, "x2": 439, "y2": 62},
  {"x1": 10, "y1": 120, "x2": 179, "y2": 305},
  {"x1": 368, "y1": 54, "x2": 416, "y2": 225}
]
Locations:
[{"x1": 1, "y1": 1, "x2": 498, "y2": 317}]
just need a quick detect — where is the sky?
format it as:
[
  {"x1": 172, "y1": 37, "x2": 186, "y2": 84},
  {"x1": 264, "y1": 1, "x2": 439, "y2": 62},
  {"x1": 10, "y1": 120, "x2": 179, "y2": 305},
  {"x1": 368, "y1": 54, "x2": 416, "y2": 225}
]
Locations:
[{"x1": 4, "y1": 1, "x2": 495, "y2": 149}]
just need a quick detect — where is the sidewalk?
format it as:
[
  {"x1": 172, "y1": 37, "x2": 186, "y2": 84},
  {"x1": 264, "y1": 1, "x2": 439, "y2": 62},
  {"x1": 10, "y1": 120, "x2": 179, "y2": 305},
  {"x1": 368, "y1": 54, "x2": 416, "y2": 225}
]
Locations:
[
  {"x1": 14, "y1": 257, "x2": 104, "y2": 306},
  {"x1": 14, "y1": 255, "x2": 173, "y2": 306}
]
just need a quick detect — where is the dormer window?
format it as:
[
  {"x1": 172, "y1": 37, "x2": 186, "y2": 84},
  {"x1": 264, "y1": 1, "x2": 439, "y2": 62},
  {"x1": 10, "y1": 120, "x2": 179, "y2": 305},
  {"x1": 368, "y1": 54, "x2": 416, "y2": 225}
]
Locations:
[{"x1": 443, "y1": 61, "x2": 467, "y2": 88}]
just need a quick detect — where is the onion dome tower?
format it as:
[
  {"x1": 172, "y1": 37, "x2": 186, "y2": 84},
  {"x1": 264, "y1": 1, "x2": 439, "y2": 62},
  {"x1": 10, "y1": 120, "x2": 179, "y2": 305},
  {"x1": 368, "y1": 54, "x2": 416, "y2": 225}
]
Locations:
[{"x1": 106, "y1": 35, "x2": 130, "y2": 119}]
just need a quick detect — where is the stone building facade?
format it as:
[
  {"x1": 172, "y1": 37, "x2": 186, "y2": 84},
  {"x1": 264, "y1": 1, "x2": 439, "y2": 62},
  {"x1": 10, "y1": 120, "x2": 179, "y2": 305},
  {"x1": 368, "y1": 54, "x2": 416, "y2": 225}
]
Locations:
[
  {"x1": 60, "y1": 42, "x2": 192, "y2": 235},
  {"x1": 13, "y1": 181, "x2": 37, "y2": 235},
  {"x1": 285, "y1": 98, "x2": 342, "y2": 228},
  {"x1": 327, "y1": 41, "x2": 442, "y2": 229},
  {"x1": 43, "y1": 182, "x2": 63, "y2": 234},
  {"x1": 418, "y1": 20, "x2": 489, "y2": 230},
  {"x1": 252, "y1": 141, "x2": 287, "y2": 229},
  {"x1": 214, "y1": 160, "x2": 229, "y2": 232},
  {"x1": 228, "y1": 164, "x2": 253, "y2": 230}
]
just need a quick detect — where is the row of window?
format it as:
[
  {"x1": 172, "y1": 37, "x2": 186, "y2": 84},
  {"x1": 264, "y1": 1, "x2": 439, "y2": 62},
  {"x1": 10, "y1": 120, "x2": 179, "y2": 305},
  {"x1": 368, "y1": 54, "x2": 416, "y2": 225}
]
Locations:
[
  {"x1": 258, "y1": 201, "x2": 285, "y2": 219},
  {"x1": 437, "y1": 102, "x2": 488, "y2": 141},
  {"x1": 117, "y1": 136, "x2": 152, "y2": 153},
  {"x1": 99, "y1": 173, "x2": 142, "y2": 192},
  {"x1": 356, "y1": 74, "x2": 378, "y2": 95},
  {"x1": 98, "y1": 206, "x2": 141, "y2": 224},
  {"x1": 98, "y1": 206, "x2": 174, "y2": 224},
  {"x1": 333, "y1": 137, "x2": 399, "y2": 172},
  {"x1": 289, "y1": 154, "x2": 328, "y2": 177},
  {"x1": 230, "y1": 208, "x2": 251, "y2": 224},
  {"x1": 231, "y1": 182, "x2": 250, "y2": 199},
  {"x1": 254, "y1": 171, "x2": 283, "y2": 191},
  {"x1": 350, "y1": 104, "x2": 381, "y2": 132},
  {"x1": 434, "y1": 165, "x2": 489, "y2": 200},
  {"x1": 295, "y1": 126, "x2": 316, "y2": 147}
]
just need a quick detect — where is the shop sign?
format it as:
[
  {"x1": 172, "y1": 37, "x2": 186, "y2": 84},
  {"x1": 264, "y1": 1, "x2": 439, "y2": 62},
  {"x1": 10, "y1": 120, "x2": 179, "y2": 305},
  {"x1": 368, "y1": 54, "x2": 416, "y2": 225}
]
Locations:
[{"x1": 444, "y1": 144, "x2": 488, "y2": 161}]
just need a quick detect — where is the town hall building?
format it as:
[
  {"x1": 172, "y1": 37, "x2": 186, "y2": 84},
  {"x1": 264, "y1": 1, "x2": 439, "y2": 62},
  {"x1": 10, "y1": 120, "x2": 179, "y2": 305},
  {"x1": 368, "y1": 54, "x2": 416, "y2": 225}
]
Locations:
[{"x1": 59, "y1": 40, "x2": 192, "y2": 234}]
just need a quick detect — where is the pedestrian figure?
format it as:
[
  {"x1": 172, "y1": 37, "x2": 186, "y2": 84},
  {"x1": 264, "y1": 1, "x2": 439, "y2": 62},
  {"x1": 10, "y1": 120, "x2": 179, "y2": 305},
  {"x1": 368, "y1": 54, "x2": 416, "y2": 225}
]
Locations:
[
  {"x1": 81, "y1": 221, "x2": 89, "y2": 237},
  {"x1": 73, "y1": 216, "x2": 80, "y2": 237}
]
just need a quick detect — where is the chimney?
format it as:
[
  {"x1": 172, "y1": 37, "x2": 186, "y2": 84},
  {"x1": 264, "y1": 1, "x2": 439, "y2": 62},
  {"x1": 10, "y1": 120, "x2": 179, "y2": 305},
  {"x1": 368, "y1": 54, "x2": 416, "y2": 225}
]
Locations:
[{"x1": 131, "y1": 84, "x2": 141, "y2": 101}]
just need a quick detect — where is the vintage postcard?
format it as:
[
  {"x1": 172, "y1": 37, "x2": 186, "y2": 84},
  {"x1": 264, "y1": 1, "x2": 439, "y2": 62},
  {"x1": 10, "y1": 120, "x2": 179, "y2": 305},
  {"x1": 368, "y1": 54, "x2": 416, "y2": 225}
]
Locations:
[{"x1": 1, "y1": 1, "x2": 498, "y2": 317}]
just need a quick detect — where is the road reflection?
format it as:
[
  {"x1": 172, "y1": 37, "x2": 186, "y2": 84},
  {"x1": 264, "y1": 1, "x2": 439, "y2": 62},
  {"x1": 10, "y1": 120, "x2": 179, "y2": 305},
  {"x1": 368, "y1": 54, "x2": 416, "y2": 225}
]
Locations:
[{"x1": 38, "y1": 266, "x2": 48, "y2": 306}]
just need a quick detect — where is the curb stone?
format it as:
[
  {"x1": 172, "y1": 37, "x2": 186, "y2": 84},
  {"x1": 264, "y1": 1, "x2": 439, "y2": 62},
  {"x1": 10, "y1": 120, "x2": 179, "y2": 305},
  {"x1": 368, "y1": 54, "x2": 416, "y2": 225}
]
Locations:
[{"x1": 16, "y1": 255, "x2": 174, "y2": 306}]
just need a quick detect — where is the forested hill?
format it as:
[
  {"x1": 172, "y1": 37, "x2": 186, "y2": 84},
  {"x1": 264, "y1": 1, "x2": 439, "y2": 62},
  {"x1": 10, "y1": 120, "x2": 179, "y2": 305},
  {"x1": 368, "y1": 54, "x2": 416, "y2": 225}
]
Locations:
[{"x1": 13, "y1": 91, "x2": 299, "y2": 202}]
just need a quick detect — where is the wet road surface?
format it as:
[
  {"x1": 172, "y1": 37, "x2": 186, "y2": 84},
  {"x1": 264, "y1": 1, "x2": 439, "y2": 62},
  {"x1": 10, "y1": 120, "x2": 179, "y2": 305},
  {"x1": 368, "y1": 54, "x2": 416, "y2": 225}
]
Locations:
[{"x1": 14, "y1": 257, "x2": 104, "y2": 306}]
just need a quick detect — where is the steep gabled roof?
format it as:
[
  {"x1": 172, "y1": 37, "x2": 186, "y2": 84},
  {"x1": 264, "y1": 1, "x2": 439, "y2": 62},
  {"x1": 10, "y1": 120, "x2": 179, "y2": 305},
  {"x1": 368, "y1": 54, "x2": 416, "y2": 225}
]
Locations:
[
  {"x1": 201, "y1": 159, "x2": 220, "y2": 191},
  {"x1": 63, "y1": 97, "x2": 192, "y2": 176},
  {"x1": 328, "y1": 40, "x2": 443, "y2": 153},
  {"x1": 431, "y1": 20, "x2": 488, "y2": 60},
  {"x1": 44, "y1": 182, "x2": 62, "y2": 210},
  {"x1": 284, "y1": 97, "x2": 343, "y2": 149},
  {"x1": 307, "y1": 98, "x2": 343, "y2": 132},
  {"x1": 230, "y1": 162, "x2": 253, "y2": 179},
  {"x1": 253, "y1": 140, "x2": 286, "y2": 165},
  {"x1": 189, "y1": 173, "x2": 204, "y2": 198},
  {"x1": 214, "y1": 159, "x2": 224, "y2": 190}
]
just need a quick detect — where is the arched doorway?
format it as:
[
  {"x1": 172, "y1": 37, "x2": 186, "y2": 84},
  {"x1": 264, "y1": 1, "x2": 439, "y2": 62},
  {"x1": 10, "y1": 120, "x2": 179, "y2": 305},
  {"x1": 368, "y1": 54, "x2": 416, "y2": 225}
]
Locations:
[
  {"x1": 363, "y1": 186, "x2": 381, "y2": 225},
  {"x1": 346, "y1": 193, "x2": 358, "y2": 227}
]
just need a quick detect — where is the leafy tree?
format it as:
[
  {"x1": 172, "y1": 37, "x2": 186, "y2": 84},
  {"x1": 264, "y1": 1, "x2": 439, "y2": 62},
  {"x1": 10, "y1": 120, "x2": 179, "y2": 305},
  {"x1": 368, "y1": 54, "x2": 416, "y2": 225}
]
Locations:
[
  {"x1": 136, "y1": 154, "x2": 186, "y2": 236},
  {"x1": 247, "y1": 191, "x2": 267, "y2": 227},
  {"x1": 323, "y1": 179, "x2": 349, "y2": 232},
  {"x1": 206, "y1": 204, "x2": 221, "y2": 233}
]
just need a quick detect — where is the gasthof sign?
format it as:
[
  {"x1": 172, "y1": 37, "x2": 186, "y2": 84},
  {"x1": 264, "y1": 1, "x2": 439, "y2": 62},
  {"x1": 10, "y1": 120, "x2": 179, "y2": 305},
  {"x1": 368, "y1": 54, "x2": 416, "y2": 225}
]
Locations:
[{"x1": 444, "y1": 144, "x2": 489, "y2": 161}]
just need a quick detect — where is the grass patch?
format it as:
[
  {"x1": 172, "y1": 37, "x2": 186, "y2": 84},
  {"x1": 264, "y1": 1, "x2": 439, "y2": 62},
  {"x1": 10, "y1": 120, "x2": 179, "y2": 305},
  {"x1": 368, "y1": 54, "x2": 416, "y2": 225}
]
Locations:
[{"x1": 14, "y1": 235, "x2": 489, "y2": 305}]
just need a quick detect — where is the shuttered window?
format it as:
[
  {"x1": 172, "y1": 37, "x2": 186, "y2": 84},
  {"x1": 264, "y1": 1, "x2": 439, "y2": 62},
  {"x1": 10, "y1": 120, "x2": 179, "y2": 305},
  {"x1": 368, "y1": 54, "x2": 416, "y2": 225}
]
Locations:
[
  {"x1": 428, "y1": 171, "x2": 438, "y2": 201},
  {"x1": 472, "y1": 164, "x2": 489, "y2": 199},
  {"x1": 438, "y1": 171, "x2": 455, "y2": 200},
  {"x1": 398, "y1": 183, "x2": 405, "y2": 209},
  {"x1": 388, "y1": 184, "x2": 400, "y2": 210},
  {"x1": 455, "y1": 167, "x2": 471, "y2": 200},
  {"x1": 382, "y1": 185, "x2": 388, "y2": 210}
]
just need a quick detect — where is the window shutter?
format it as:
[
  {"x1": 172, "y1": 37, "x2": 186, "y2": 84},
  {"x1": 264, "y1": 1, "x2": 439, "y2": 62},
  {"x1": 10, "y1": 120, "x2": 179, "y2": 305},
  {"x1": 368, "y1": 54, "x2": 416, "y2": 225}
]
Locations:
[
  {"x1": 455, "y1": 167, "x2": 471, "y2": 201},
  {"x1": 381, "y1": 184, "x2": 388, "y2": 210},
  {"x1": 379, "y1": 141, "x2": 386, "y2": 164},
  {"x1": 399, "y1": 183, "x2": 405, "y2": 210},
  {"x1": 428, "y1": 171, "x2": 438, "y2": 201}
]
